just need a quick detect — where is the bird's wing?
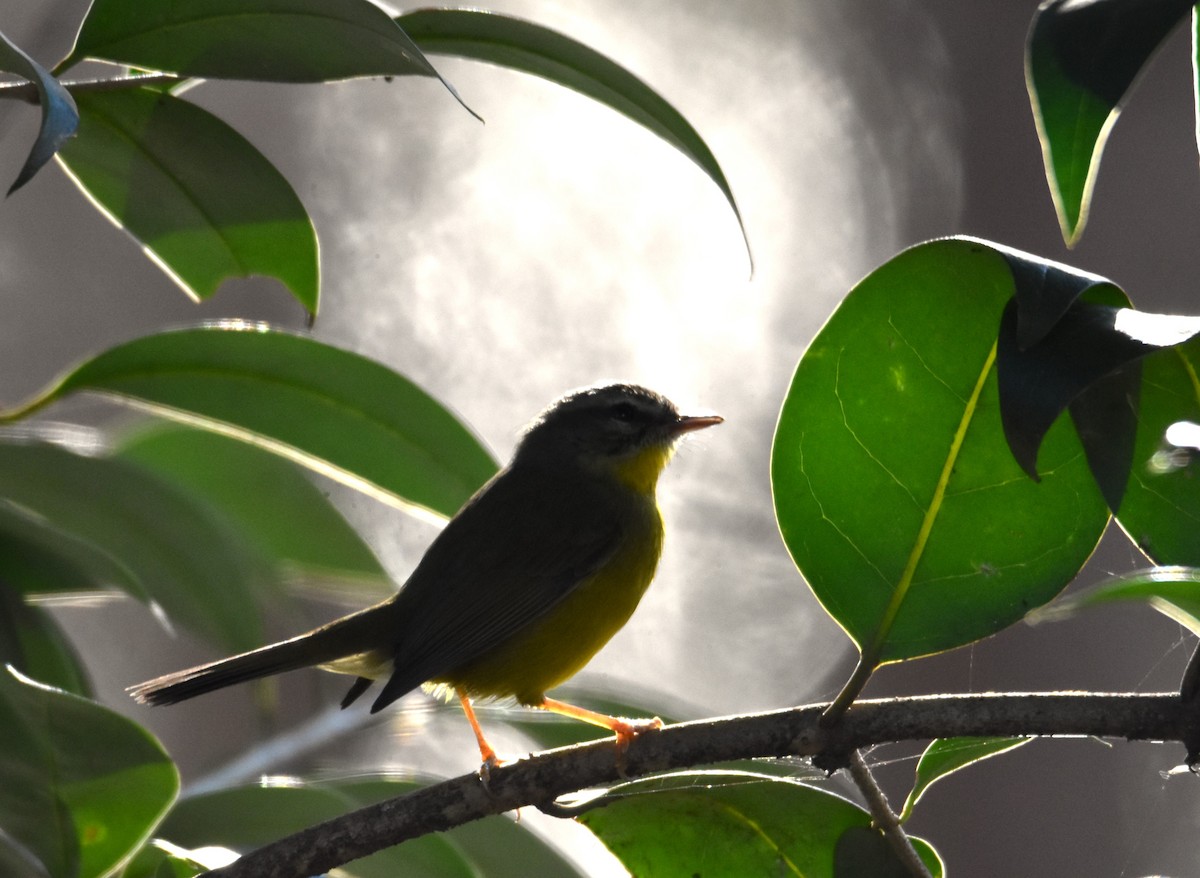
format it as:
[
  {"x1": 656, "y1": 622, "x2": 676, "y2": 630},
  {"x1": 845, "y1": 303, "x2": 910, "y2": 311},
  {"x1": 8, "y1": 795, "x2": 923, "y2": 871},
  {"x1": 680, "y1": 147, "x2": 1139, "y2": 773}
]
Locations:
[{"x1": 372, "y1": 464, "x2": 625, "y2": 709}]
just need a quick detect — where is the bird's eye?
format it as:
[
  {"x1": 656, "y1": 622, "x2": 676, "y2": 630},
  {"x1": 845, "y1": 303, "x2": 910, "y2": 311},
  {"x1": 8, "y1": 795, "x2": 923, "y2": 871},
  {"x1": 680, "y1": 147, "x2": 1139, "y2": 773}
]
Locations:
[{"x1": 610, "y1": 401, "x2": 639, "y2": 422}]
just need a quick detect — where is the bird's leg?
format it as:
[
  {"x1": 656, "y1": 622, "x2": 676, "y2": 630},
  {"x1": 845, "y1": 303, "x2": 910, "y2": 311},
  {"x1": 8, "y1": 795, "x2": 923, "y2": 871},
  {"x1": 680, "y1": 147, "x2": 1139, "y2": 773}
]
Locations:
[
  {"x1": 456, "y1": 687, "x2": 500, "y2": 777},
  {"x1": 538, "y1": 696, "x2": 662, "y2": 753}
]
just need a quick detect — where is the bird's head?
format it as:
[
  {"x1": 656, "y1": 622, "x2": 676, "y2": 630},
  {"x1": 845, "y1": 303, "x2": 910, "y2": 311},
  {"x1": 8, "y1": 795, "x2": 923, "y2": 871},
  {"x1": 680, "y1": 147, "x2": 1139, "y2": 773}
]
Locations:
[{"x1": 515, "y1": 383, "x2": 722, "y2": 491}]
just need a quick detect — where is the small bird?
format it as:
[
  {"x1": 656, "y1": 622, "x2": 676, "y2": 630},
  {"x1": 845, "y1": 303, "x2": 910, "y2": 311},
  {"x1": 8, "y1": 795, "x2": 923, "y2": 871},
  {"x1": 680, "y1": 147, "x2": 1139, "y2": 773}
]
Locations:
[{"x1": 130, "y1": 383, "x2": 722, "y2": 765}]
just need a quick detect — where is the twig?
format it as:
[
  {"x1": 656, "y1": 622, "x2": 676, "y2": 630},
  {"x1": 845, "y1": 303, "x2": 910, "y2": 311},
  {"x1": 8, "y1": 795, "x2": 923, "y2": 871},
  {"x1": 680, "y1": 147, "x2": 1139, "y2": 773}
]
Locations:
[
  {"x1": 0, "y1": 72, "x2": 181, "y2": 104},
  {"x1": 202, "y1": 691, "x2": 1186, "y2": 878},
  {"x1": 846, "y1": 750, "x2": 932, "y2": 878}
]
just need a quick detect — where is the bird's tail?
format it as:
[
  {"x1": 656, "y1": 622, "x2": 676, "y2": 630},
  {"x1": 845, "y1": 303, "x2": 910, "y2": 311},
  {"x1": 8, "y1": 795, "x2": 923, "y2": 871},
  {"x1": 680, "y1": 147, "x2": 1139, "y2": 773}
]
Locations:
[{"x1": 128, "y1": 603, "x2": 395, "y2": 706}]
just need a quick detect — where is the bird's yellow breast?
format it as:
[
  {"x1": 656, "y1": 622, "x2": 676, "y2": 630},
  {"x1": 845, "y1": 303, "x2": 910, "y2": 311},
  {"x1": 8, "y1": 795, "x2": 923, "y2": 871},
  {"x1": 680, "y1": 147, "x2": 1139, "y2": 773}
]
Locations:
[
  {"x1": 437, "y1": 497, "x2": 664, "y2": 705},
  {"x1": 611, "y1": 443, "x2": 676, "y2": 494}
]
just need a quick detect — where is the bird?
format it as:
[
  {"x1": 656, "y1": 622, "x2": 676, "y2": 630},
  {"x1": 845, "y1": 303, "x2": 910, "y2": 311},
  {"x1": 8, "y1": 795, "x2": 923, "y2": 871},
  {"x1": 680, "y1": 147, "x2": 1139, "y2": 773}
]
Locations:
[{"x1": 129, "y1": 383, "x2": 722, "y2": 766}]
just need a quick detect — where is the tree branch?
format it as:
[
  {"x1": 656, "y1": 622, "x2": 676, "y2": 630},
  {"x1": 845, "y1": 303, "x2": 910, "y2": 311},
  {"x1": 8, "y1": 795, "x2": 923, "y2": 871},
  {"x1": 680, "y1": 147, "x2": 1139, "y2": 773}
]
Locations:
[{"x1": 205, "y1": 691, "x2": 1196, "y2": 878}]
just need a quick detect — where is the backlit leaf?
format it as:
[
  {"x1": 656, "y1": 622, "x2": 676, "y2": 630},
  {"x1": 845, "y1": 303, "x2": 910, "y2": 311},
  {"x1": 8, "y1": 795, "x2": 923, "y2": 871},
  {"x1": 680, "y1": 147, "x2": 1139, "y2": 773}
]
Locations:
[
  {"x1": 0, "y1": 667, "x2": 177, "y2": 878},
  {"x1": 2, "y1": 325, "x2": 499, "y2": 520},
  {"x1": 58, "y1": 89, "x2": 318, "y2": 312},
  {"x1": 772, "y1": 238, "x2": 1108, "y2": 671}
]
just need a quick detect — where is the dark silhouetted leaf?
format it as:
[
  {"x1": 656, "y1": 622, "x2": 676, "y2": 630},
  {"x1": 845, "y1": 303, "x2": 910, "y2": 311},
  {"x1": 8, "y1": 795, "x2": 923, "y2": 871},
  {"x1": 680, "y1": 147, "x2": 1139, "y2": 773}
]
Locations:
[
  {"x1": 1068, "y1": 361, "x2": 1141, "y2": 511},
  {"x1": 1027, "y1": 0, "x2": 1193, "y2": 243},
  {"x1": 997, "y1": 296, "x2": 1200, "y2": 502}
]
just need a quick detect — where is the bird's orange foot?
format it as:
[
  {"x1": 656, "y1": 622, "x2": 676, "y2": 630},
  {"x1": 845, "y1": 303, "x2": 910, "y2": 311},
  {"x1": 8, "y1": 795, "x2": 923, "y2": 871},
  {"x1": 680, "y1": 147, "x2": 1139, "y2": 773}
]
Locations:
[
  {"x1": 611, "y1": 715, "x2": 663, "y2": 751},
  {"x1": 610, "y1": 715, "x2": 662, "y2": 776},
  {"x1": 538, "y1": 697, "x2": 663, "y2": 773}
]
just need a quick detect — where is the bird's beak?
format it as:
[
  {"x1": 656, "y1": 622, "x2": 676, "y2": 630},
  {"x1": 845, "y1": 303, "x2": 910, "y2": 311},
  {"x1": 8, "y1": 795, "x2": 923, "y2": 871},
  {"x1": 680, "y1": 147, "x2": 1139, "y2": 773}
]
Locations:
[{"x1": 672, "y1": 413, "x2": 724, "y2": 435}]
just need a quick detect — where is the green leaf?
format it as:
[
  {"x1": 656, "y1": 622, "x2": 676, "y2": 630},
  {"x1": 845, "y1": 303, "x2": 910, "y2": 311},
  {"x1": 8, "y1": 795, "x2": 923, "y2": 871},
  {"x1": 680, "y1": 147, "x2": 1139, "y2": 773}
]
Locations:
[
  {"x1": 115, "y1": 422, "x2": 389, "y2": 587},
  {"x1": 398, "y1": 8, "x2": 747, "y2": 257},
  {"x1": 771, "y1": 238, "x2": 1109, "y2": 670},
  {"x1": 66, "y1": 0, "x2": 440, "y2": 83},
  {"x1": 120, "y1": 841, "x2": 212, "y2": 878},
  {"x1": 994, "y1": 289, "x2": 1200, "y2": 512},
  {"x1": 834, "y1": 826, "x2": 942, "y2": 878},
  {"x1": 1115, "y1": 340, "x2": 1200, "y2": 564},
  {"x1": 0, "y1": 497, "x2": 143, "y2": 597},
  {"x1": 579, "y1": 771, "x2": 942, "y2": 878},
  {"x1": 0, "y1": 667, "x2": 178, "y2": 878},
  {"x1": 899, "y1": 737, "x2": 1031, "y2": 822},
  {"x1": 992, "y1": 254, "x2": 1157, "y2": 510},
  {"x1": 57, "y1": 89, "x2": 318, "y2": 312},
  {"x1": 0, "y1": 29, "x2": 78, "y2": 193},
  {"x1": 1026, "y1": 0, "x2": 1194, "y2": 244},
  {"x1": 0, "y1": 584, "x2": 91, "y2": 696},
  {"x1": 1028, "y1": 566, "x2": 1200, "y2": 635},
  {"x1": 0, "y1": 440, "x2": 269, "y2": 651},
  {"x1": 2, "y1": 325, "x2": 499, "y2": 520}
]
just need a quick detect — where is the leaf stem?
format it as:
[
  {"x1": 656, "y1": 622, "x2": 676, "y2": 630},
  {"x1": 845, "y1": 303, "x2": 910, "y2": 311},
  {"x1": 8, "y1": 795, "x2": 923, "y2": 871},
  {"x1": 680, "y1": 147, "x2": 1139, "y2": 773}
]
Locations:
[
  {"x1": 822, "y1": 653, "x2": 873, "y2": 726},
  {"x1": 846, "y1": 750, "x2": 933, "y2": 878}
]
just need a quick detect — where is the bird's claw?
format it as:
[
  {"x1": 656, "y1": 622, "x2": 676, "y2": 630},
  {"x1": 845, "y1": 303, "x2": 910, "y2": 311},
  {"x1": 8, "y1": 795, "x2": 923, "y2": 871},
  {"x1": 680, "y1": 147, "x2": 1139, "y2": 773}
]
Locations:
[
  {"x1": 476, "y1": 753, "x2": 503, "y2": 793},
  {"x1": 612, "y1": 716, "x2": 662, "y2": 776}
]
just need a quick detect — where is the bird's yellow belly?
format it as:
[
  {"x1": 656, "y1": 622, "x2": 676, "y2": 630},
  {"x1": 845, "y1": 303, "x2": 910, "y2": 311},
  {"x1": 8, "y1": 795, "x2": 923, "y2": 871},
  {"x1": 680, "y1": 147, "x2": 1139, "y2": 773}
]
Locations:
[{"x1": 437, "y1": 507, "x2": 664, "y2": 705}]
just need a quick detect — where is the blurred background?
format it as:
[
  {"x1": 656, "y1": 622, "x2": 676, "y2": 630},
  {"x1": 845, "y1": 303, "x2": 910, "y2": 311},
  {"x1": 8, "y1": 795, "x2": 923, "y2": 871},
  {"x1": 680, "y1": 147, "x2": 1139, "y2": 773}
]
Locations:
[{"x1": 2, "y1": 1, "x2": 1199, "y2": 875}]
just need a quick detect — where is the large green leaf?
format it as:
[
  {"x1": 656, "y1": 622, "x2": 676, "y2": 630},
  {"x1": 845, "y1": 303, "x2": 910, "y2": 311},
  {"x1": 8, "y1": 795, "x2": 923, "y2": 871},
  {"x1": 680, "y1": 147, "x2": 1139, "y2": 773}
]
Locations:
[
  {"x1": 0, "y1": 440, "x2": 269, "y2": 651},
  {"x1": 115, "y1": 423, "x2": 389, "y2": 588},
  {"x1": 772, "y1": 239, "x2": 1109, "y2": 672},
  {"x1": 2, "y1": 325, "x2": 499, "y2": 519},
  {"x1": 57, "y1": 89, "x2": 318, "y2": 312},
  {"x1": 1116, "y1": 340, "x2": 1200, "y2": 563},
  {"x1": 0, "y1": 28, "x2": 78, "y2": 193},
  {"x1": 0, "y1": 667, "x2": 178, "y2": 878},
  {"x1": 398, "y1": 8, "x2": 747, "y2": 254},
  {"x1": 65, "y1": 0, "x2": 440, "y2": 84},
  {"x1": 579, "y1": 771, "x2": 942, "y2": 878},
  {"x1": 898, "y1": 737, "x2": 1031, "y2": 822},
  {"x1": 1026, "y1": 0, "x2": 1194, "y2": 244}
]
